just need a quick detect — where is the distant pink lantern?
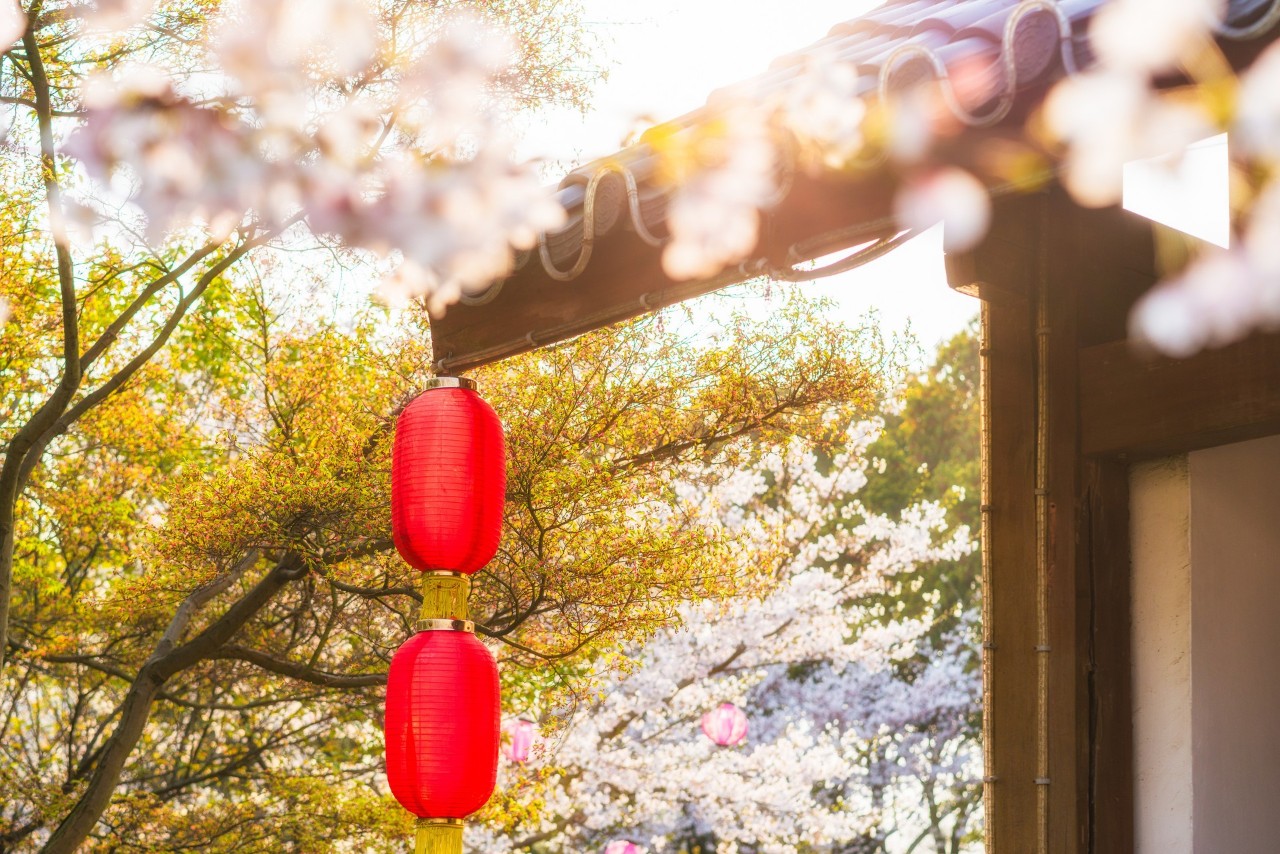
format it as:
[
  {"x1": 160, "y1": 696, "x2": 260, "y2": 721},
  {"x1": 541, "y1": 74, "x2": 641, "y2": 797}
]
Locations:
[
  {"x1": 604, "y1": 842, "x2": 640, "y2": 854},
  {"x1": 504, "y1": 718, "x2": 536, "y2": 763},
  {"x1": 700, "y1": 702, "x2": 749, "y2": 746}
]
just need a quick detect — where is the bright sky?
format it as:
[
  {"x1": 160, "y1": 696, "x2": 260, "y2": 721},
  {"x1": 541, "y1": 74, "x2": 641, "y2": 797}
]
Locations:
[{"x1": 516, "y1": 0, "x2": 979, "y2": 358}]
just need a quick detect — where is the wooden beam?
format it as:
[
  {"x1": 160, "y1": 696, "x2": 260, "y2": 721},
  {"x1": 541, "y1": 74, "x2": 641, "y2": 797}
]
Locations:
[
  {"x1": 1080, "y1": 333, "x2": 1280, "y2": 458},
  {"x1": 428, "y1": 169, "x2": 899, "y2": 373},
  {"x1": 946, "y1": 193, "x2": 1040, "y2": 307}
]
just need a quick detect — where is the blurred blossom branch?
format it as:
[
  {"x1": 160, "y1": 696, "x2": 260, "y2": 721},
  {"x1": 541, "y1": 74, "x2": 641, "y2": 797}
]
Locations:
[
  {"x1": 59, "y1": 2, "x2": 567, "y2": 313},
  {"x1": 590, "y1": 0, "x2": 1280, "y2": 358}
]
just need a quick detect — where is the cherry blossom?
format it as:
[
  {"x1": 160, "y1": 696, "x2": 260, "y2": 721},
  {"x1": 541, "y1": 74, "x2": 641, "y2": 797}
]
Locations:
[
  {"x1": 61, "y1": 5, "x2": 564, "y2": 307},
  {"x1": 471, "y1": 422, "x2": 980, "y2": 852},
  {"x1": 0, "y1": 0, "x2": 20, "y2": 46},
  {"x1": 76, "y1": 0, "x2": 157, "y2": 34},
  {"x1": 659, "y1": 108, "x2": 780, "y2": 281},
  {"x1": 894, "y1": 167, "x2": 992, "y2": 251},
  {"x1": 1089, "y1": 0, "x2": 1223, "y2": 74},
  {"x1": 782, "y1": 51, "x2": 868, "y2": 167}
]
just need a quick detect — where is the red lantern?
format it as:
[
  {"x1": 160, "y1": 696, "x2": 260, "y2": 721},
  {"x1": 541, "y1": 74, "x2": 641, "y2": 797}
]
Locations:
[
  {"x1": 503, "y1": 718, "x2": 536, "y2": 764},
  {"x1": 392, "y1": 377, "x2": 505, "y2": 574},
  {"x1": 700, "y1": 702, "x2": 749, "y2": 746},
  {"x1": 385, "y1": 626, "x2": 500, "y2": 850}
]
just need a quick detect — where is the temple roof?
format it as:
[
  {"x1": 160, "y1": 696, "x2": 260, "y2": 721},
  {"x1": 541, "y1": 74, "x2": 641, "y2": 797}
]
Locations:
[{"x1": 431, "y1": 0, "x2": 1280, "y2": 372}]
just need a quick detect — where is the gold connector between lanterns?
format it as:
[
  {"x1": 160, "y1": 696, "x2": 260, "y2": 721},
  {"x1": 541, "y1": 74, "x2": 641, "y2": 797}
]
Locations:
[
  {"x1": 416, "y1": 572, "x2": 471, "y2": 632},
  {"x1": 415, "y1": 818, "x2": 464, "y2": 854}
]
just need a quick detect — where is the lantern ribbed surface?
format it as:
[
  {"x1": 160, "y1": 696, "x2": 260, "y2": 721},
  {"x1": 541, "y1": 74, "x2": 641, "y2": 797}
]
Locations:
[
  {"x1": 392, "y1": 386, "x2": 506, "y2": 574},
  {"x1": 701, "y1": 702, "x2": 749, "y2": 746},
  {"x1": 385, "y1": 631, "x2": 501, "y2": 819}
]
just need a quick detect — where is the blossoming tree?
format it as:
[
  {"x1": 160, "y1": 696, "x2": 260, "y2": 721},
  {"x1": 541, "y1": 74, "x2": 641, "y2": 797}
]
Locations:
[{"x1": 475, "y1": 345, "x2": 983, "y2": 853}]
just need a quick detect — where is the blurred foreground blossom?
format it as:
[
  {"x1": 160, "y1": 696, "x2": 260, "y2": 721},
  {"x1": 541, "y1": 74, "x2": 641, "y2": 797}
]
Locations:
[
  {"x1": 894, "y1": 167, "x2": 991, "y2": 251},
  {"x1": 61, "y1": 4, "x2": 564, "y2": 310},
  {"x1": 782, "y1": 51, "x2": 867, "y2": 166},
  {"x1": 1045, "y1": 70, "x2": 1213, "y2": 207},
  {"x1": 1132, "y1": 182, "x2": 1280, "y2": 354},
  {"x1": 657, "y1": 108, "x2": 779, "y2": 280},
  {"x1": 603, "y1": 842, "x2": 641, "y2": 854},
  {"x1": 658, "y1": 52, "x2": 878, "y2": 281},
  {"x1": 65, "y1": 67, "x2": 268, "y2": 242},
  {"x1": 1090, "y1": 0, "x2": 1224, "y2": 73},
  {"x1": 1233, "y1": 41, "x2": 1280, "y2": 159},
  {"x1": 0, "y1": 0, "x2": 22, "y2": 46},
  {"x1": 78, "y1": 0, "x2": 158, "y2": 33}
]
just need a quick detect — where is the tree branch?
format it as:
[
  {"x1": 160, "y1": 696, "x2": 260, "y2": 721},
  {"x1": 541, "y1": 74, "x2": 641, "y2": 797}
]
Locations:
[
  {"x1": 0, "y1": 14, "x2": 81, "y2": 675},
  {"x1": 40, "y1": 551, "x2": 304, "y2": 854},
  {"x1": 212, "y1": 644, "x2": 386, "y2": 688}
]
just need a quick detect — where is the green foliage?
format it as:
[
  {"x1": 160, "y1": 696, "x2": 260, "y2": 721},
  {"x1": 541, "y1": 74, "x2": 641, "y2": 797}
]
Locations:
[
  {"x1": 2, "y1": 278, "x2": 889, "y2": 850},
  {"x1": 860, "y1": 322, "x2": 981, "y2": 644}
]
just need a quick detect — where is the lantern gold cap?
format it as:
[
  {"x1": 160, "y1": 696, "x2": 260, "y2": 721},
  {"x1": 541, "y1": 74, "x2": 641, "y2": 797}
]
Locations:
[{"x1": 423, "y1": 376, "x2": 476, "y2": 392}]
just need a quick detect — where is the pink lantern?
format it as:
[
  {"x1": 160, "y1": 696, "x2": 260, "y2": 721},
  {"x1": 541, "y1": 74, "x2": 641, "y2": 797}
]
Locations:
[
  {"x1": 604, "y1": 842, "x2": 640, "y2": 854},
  {"x1": 504, "y1": 718, "x2": 536, "y2": 763},
  {"x1": 700, "y1": 702, "x2": 749, "y2": 746}
]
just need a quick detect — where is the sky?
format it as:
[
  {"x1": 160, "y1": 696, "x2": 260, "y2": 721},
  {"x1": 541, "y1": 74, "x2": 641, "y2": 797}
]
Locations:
[{"x1": 514, "y1": 0, "x2": 979, "y2": 357}]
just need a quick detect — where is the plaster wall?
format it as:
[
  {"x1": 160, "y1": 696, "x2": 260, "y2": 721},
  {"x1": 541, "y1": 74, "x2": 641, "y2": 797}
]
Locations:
[
  {"x1": 1130, "y1": 456, "x2": 1193, "y2": 854},
  {"x1": 1188, "y1": 434, "x2": 1280, "y2": 854},
  {"x1": 1129, "y1": 436, "x2": 1280, "y2": 854}
]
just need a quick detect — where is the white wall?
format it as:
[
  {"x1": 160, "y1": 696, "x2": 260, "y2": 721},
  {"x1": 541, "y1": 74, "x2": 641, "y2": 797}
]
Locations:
[
  {"x1": 1130, "y1": 456, "x2": 1193, "y2": 854},
  {"x1": 1188, "y1": 436, "x2": 1280, "y2": 854},
  {"x1": 1129, "y1": 436, "x2": 1280, "y2": 854}
]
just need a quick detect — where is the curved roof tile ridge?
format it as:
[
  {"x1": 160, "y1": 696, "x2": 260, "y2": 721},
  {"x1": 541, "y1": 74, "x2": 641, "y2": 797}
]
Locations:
[{"x1": 475, "y1": 0, "x2": 1280, "y2": 301}]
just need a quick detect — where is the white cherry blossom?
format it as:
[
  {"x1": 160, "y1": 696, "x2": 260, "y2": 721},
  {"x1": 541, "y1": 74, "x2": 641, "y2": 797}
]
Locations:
[
  {"x1": 0, "y1": 0, "x2": 22, "y2": 46},
  {"x1": 472, "y1": 422, "x2": 980, "y2": 852}
]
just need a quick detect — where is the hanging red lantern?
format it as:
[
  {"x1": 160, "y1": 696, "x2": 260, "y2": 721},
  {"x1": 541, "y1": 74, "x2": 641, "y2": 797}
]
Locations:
[
  {"x1": 502, "y1": 718, "x2": 536, "y2": 764},
  {"x1": 700, "y1": 702, "x2": 749, "y2": 746},
  {"x1": 385, "y1": 624, "x2": 500, "y2": 853},
  {"x1": 392, "y1": 377, "x2": 505, "y2": 574}
]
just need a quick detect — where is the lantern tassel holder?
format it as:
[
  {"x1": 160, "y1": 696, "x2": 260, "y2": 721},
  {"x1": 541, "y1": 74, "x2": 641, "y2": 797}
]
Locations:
[{"x1": 415, "y1": 818, "x2": 464, "y2": 854}]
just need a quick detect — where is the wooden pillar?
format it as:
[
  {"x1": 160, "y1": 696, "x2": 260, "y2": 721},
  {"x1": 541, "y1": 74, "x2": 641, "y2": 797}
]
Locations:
[
  {"x1": 968, "y1": 194, "x2": 1040, "y2": 854},
  {"x1": 953, "y1": 191, "x2": 1142, "y2": 853},
  {"x1": 1082, "y1": 459, "x2": 1133, "y2": 854},
  {"x1": 1043, "y1": 193, "x2": 1088, "y2": 854}
]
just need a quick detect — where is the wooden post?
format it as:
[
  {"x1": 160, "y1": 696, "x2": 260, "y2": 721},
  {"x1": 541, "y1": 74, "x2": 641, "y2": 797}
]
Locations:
[
  {"x1": 957, "y1": 191, "x2": 1145, "y2": 853},
  {"x1": 1082, "y1": 459, "x2": 1133, "y2": 854},
  {"x1": 971, "y1": 195, "x2": 1040, "y2": 854}
]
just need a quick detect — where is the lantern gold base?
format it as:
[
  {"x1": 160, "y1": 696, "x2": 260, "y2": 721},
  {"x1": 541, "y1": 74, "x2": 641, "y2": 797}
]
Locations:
[{"x1": 415, "y1": 818, "x2": 463, "y2": 854}]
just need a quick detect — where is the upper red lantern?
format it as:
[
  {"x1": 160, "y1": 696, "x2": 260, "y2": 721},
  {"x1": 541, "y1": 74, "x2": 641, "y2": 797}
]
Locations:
[
  {"x1": 392, "y1": 378, "x2": 505, "y2": 574},
  {"x1": 385, "y1": 628, "x2": 501, "y2": 820}
]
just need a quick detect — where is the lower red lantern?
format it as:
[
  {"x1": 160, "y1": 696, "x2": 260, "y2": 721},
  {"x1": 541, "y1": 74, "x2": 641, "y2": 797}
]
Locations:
[{"x1": 385, "y1": 622, "x2": 500, "y2": 853}]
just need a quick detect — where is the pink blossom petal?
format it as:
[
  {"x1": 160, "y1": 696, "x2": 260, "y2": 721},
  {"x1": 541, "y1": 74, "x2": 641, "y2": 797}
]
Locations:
[
  {"x1": 894, "y1": 168, "x2": 990, "y2": 251},
  {"x1": 0, "y1": 0, "x2": 22, "y2": 46}
]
